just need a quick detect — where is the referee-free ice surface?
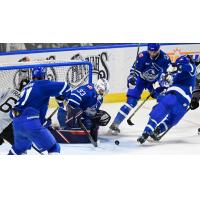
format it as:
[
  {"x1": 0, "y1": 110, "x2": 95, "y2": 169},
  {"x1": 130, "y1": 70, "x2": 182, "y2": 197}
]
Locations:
[{"x1": 1, "y1": 100, "x2": 200, "y2": 155}]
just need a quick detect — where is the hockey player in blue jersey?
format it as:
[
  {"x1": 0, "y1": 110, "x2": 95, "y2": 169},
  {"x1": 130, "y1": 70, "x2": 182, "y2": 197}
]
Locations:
[
  {"x1": 108, "y1": 43, "x2": 171, "y2": 135},
  {"x1": 8, "y1": 67, "x2": 71, "y2": 155},
  {"x1": 51, "y1": 78, "x2": 111, "y2": 144},
  {"x1": 137, "y1": 55, "x2": 196, "y2": 144}
]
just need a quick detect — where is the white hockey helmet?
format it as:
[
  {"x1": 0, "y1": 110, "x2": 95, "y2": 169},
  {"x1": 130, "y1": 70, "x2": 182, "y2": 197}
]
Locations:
[{"x1": 95, "y1": 78, "x2": 109, "y2": 96}]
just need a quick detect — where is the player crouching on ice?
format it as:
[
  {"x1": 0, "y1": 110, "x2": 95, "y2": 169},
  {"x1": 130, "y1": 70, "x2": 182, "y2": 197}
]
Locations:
[
  {"x1": 50, "y1": 78, "x2": 111, "y2": 144},
  {"x1": 137, "y1": 55, "x2": 196, "y2": 144}
]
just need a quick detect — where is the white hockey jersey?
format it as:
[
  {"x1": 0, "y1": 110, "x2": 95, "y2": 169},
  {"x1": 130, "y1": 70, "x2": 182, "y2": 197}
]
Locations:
[{"x1": 0, "y1": 88, "x2": 20, "y2": 133}]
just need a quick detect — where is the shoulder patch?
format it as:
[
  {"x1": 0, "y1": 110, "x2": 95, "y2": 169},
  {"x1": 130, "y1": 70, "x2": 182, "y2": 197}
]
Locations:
[
  {"x1": 139, "y1": 53, "x2": 144, "y2": 58},
  {"x1": 87, "y1": 85, "x2": 93, "y2": 90},
  {"x1": 164, "y1": 54, "x2": 170, "y2": 60}
]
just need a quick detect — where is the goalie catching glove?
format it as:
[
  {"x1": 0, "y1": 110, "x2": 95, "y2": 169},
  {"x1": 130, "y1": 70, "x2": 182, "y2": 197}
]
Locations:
[{"x1": 90, "y1": 110, "x2": 111, "y2": 126}]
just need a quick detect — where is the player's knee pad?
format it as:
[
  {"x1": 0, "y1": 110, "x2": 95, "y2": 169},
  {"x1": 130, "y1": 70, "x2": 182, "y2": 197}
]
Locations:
[
  {"x1": 48, "y1": 143, "x2": 60, "y2": 155},
  {"x1": 126, "y1": 97, "x2": 138, "y2": 108},
  {"x1": 149, "y1": 102, "x2": 168, "y2": 122},
  {"x1": 120, "y1": 98, "x2": 137, "y2": 114}
]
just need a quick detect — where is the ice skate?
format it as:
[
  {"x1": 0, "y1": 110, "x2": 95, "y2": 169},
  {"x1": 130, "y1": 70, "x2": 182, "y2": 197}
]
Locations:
[
  {"x1": 137, "y1": 132, "x2": 149, "y2": 144},
  {"x1": 107, "y1": 123, "x2": 120, "y2": 135}
]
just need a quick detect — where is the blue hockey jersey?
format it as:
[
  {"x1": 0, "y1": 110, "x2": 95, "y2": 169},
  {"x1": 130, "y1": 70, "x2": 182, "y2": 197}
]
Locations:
[
  {"x1": 14, "y1": 80, "x2": 71, "y2": 124},
  {"x1": 130, "y1": 50, "x2": 171, "y2": 83},
  {"x1": 68, "y1": 84, "x2": 103, "y2": 112},
  {"x1": 167, "y1": 62, "x2": 196, "y2": 104}
]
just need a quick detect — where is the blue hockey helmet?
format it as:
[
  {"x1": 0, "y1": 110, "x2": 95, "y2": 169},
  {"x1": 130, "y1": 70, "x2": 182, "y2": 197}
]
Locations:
[
  {"x1": 147, "y1": 43, "x2": 160, "y2": 51},
  {"x1": 175, "y1": 55, "x2": 190, "y2": 66},
  {"x1": 32, "y1": 67, "x2": 46, "y2": 79}
]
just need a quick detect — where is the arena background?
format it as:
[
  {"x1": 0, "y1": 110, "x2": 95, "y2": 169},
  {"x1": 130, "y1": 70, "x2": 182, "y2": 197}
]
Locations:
[{"x1": 0, "y1": 43, "x2": 199, "y2": 107}]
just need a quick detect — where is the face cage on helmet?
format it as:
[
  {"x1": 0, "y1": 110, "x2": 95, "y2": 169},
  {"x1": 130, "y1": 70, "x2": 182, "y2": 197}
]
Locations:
[{"x1": 148, "y1": 50, "x2": 160, "y2": 58}]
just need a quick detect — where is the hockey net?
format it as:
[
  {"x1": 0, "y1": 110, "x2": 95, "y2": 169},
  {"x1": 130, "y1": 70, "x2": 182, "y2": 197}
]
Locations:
[{"x1": 0, "y1": 60, "x2": 93, "y2": 91}]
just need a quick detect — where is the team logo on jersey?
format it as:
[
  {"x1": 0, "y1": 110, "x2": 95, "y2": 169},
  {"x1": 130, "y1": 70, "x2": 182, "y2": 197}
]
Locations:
[{"x1": 142, "y1": 68, "x2": 159, "y2": 82}]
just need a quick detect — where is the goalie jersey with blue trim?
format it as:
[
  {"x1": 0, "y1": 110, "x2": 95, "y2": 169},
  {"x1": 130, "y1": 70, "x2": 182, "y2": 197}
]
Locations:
[{"x1": 68, "y1": 84, "x2": 103, "y2": 112}]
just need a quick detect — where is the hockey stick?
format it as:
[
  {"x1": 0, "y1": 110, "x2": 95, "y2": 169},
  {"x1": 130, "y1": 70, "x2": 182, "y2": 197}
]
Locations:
[
  {"x1": 78, "y1": 118, "x2": 98, "y2": 147},
  {"x1": 45, "y1": 106, "x2": 59, "y2": 122},
  {"x1": 127, "y1": 94, "x2": 151, "y2": 126},
  {"x1": 50, "y1": 127, "x2": 70, "y2": 144},
  {"x1": 132, "y1": 43, "x2": 140, "y2": 77},
  {"x1": 134, "y1": 43, "x2": 140, "y2": 69},
  {"x1": 32, "y1": 144, "x2": 44, "y2": 155},
  {"x1": 157, "y1": 108, "x2": 191, "y2": 141}
]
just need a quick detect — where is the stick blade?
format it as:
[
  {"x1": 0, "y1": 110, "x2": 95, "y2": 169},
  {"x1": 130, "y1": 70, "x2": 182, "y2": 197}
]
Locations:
[{"x1": 127, "y1": 119, "x2": 134, "y2": 126}]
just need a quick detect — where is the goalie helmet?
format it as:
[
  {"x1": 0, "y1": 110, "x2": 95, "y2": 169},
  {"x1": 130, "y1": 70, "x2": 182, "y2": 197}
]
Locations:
[
  {"x1": 32, "y1": 67, "x2": 46, "y2": 79},
  {"x1": 95, "y1": 78, "x2": 109, "y2": 96}
]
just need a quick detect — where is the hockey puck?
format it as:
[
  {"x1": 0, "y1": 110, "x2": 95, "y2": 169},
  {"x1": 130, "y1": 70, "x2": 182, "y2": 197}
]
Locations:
[
  {"x1": 115, "y1": 140, "x2": 120, "y2": 145},
  {"x1": 198, "y1": 128, "x2": 200, "y2": 135}
]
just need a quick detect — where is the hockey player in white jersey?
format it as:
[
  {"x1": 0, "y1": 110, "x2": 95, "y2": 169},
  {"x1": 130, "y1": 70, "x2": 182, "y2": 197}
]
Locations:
[
  {"x1": 0, "y1": 56, "x2": 30, "y2": 145},
  {"x1": 0, "y1": 88, "x2": 20, "y2": 145}
]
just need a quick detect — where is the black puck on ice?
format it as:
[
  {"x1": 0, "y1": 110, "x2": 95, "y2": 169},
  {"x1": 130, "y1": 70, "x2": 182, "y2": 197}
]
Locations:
[
  {"x1": 198, "y1": 128, "x2": 200, "y2": 135},
  {"x1": 115, "y1": 140, "x2": 120, "y2": 145}
]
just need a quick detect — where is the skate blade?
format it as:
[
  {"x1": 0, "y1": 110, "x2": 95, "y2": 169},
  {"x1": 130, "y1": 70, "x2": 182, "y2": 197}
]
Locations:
[
  {"x1": 107, "y1": 129, "x2": 119, "y2": 136},
  {"x1": 147, "y1": 138, "x2": 160, "y2": 143}
]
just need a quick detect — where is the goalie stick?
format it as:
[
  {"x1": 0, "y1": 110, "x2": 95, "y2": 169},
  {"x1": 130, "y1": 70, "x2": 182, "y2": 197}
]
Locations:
[{"x1": 78, "y1": 118, "x2": 98, "y2": 147}]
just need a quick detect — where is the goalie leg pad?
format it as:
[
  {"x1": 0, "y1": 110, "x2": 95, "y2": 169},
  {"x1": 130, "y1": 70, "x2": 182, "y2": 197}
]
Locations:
[{"x1": 50, "y1": 127, "x2": 96, "y2": 144}]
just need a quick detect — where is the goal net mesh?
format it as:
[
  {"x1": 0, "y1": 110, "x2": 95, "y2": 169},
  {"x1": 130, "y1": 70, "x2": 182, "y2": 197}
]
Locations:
[{"x1": 0, "y1": 60, "x2": 93, "y2": 90}]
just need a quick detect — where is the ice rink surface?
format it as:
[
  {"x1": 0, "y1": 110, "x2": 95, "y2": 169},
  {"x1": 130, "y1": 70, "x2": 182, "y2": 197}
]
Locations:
[{"x1": 1, "y1": 100, "x2": 200, "y2": 155}]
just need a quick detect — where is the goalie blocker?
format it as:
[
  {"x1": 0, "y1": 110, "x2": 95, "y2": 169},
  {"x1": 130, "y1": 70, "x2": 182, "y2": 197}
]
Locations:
[{"x1": 50, "y1": 109, "x2": 111, "y2": 144}]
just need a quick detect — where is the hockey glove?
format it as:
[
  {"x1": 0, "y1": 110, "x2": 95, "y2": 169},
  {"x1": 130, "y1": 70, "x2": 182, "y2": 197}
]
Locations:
[
  {"x1": 161, "y1": 74, "x2": 173, "y2": 86},
  {"x1": 127, "y1": 74, "x2": 137, "y2": 89},
  {"x1": 167, "y1": 64, "x2": 178, "y2": 74},
  {"x1": 44, "y1": 118, "x2": 52, "y2": 128},
  {"x1": 91, "y1": 110, "x2": 111, "y2": 126},
  {"x1": 190, "y1": 97, "x2": 199, "y2": 110},
  {"x1": 84, "y1": 108, "x2": 97, "y2": 117}
]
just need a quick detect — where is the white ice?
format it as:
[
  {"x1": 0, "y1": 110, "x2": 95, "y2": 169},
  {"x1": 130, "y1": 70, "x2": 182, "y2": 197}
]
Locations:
[{"x1": 1, "y1": 100, "x2": 200, "y2": 155}]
